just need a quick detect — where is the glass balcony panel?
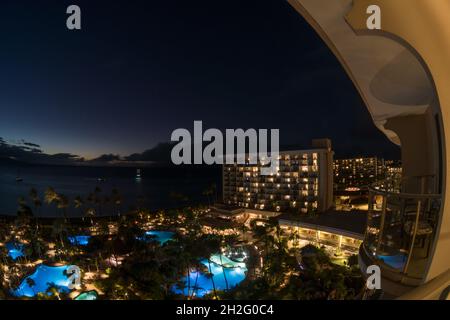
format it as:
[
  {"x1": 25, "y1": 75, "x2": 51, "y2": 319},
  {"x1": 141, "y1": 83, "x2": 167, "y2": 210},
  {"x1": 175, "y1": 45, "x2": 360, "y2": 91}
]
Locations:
[
  {"x1": 364, "y1": 176, "x2": 441, "y2": 282},
  {"x1": 364, "y1": 193, "x2": 383, "y2": 253}
]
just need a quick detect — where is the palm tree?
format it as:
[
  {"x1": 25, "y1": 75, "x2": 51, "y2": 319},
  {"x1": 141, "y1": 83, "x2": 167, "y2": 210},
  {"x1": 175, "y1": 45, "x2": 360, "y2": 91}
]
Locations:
[
  {"x1": 85, "y1": 208, "x2": 96, "y2": 226},
  {"x1": 202, "y1": 188, "x2": 212, "y2": 206},
  {"x1": 57, "y1": 194, "x2": 69, "y2": 221},
  {"x1": 213, "y1": 184, "x2": 218, "y2": 200},
  {"x1": 30, "y1": 232, "x2": 45, "y2": 260},
  {"x1": 111, "y1": 188, "x2": 122, "y2": 216},
  {"x1": 94, "y1": 187, "x2": 102, "y2": 215},
  {"x1": 240, "y1": 224, "x2": 250, "y2": 242},
  {"x1": 46, "y1": 284, "x2": 61, "y2": 300},
  {"x1": 29, "y1": 188, "x2": 42, "y2": 215},
  {"x1": 103, "y1": 195, "x2": 111, "y2": 213},
  {"x1": 189, "y1": 262, "x2": 202, "y2": 299},
  {"x1": 137, "y1": 195, "x2": 145, "y2": 212},
  {"x1": 74, "y1": 196, "x2": 84, "y2": 217},
  {"x1": 44, "y1": 187, "x2": 59, "y2": 215},
  {"x1": 288, "y1": 229, "x2": 300, "y2": 248},
  {"x1": 252, "y1": 224, "x2": 275, "y2": 275},
  {"x1": 218, "y1": 237, "x2": 232, "y2": 291},
  {"x1": 202, "y1": 183, "x2": 217, "y2": 207},
  {"x1": 51, "y1": 219, "x2": 67, "y2": 261},
  {"x1": 29, "y1": 188, "x2": 42, "y2": 232},
  {"x1": 17, "y1": 196, "x2": 33, "y2": 219},
  {"x1": 26, "y1": 278, "x2": 36, "y2": 296},
  {"x1": 103, "y1": 195, "x2": 111, "y2": 222},
  {"x1": 202, "y1": 235, "x2": 221, "y2": 299}
]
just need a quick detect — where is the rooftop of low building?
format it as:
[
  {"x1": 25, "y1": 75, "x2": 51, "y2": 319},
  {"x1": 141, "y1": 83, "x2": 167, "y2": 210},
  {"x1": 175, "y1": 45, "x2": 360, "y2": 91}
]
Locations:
[{"x1": 277, "y1": 209, "x2": 367, "y2": 238}]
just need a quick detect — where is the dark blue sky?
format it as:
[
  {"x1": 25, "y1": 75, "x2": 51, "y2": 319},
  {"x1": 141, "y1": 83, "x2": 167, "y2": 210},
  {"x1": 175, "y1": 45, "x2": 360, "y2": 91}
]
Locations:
[{"x1": 0, "y1": 0, "x2": 399, "y2": 160}]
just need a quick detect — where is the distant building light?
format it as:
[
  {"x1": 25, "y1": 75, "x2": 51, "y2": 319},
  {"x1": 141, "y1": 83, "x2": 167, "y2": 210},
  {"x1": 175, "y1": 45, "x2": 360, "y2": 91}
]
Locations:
[{"x1": 345, "y1": 187, "x2": 361, "y2": 192}]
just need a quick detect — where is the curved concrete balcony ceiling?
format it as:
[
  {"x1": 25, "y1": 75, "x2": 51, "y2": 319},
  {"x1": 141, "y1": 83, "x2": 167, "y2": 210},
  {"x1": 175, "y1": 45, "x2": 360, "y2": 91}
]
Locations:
[{"x1": 288, "y1": 0, "x2": 449, "y2": 148}]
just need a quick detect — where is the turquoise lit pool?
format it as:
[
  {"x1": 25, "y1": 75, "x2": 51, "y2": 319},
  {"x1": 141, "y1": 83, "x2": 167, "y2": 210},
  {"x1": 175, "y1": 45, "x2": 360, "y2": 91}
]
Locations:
[
  {"x1": 142, "y1": 230, "x2": 174, "y2": 245},
  {"x1": 6, "y1": 242, "x2": 25, "y2": 260},
  {"x1": 68, "y1": 235, "x2": 91, "y2": 246},
  {"x1": 75, "y1": 290, "x2": 98, "y2": 300},
  {"x1": 378, "y1": 254, "x2": 407, "y2": 270},
  {"x1": 11, "y1": 264, "x2": 77, "y2": 298},
  {"x1": 172, "y1": 254, "x2": 247, "y2": 297}
]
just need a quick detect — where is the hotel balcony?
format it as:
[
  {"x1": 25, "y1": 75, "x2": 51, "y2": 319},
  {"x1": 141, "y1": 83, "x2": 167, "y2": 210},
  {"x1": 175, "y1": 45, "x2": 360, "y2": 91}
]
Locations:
[
  {"x1": 289, "y1": 0, "x2": 450, "y2": 299},
  {"x1": 359, "y1": 176, "x2": 442, "y2": 296}
]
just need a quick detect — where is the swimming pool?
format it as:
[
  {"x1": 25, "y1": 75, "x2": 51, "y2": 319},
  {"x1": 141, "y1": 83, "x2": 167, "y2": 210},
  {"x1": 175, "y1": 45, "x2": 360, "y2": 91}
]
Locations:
[
  {"x1": 172, "y1": 254, "x2": 247, "y2": 297},
  {"x1": 142, "y1": 230, "x2": 175, "y2": 245},
  {"x1": 6, "y1": 242, "x2": 25, "y2": 260},
  {"x1": 378, "y1": 254, "x2": 407, "y2": 270},
  {"x1": 74, "y1": 290, "x2": 98, "y2": 300},
  {"x1": 68, "y1": 235, "x2": 91, "y2": 246},
  {"x1": 11, "y1": 264, "x2": 77, "y2": 298}
]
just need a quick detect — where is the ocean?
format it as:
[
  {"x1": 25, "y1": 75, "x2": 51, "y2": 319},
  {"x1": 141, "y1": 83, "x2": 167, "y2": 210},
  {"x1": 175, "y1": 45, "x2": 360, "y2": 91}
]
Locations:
[{"x1": 0, "y1": 163, "x2": 221, "y2": 217}]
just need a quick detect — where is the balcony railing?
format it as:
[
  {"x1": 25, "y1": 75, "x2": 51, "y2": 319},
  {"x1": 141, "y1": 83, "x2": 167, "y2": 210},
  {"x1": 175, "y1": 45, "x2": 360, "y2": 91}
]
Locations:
[{"x1": 363, "y1": 176, "x2": 441, "y2": 282}]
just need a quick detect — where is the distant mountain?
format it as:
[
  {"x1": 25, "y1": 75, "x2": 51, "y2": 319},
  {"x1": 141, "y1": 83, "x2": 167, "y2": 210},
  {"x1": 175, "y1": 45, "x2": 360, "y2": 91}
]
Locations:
[
  {"x1": 0, "y1": 156, "x2": 24, "y2": 166},
  {"x1": 0, "y1": 137, "x2": 173, "y2": 167},
  {"x1": 125, "y1": 142, "x2": 175, "y2": 163},
  {"x1": 0, "y1": 136, "x2": 400, "y2": 168}
]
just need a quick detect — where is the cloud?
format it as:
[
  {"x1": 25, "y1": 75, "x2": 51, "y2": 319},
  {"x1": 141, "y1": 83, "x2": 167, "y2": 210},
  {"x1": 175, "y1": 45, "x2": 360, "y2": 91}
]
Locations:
[
  {"x1": 0, "y1": 137, "x2": 176, "y2": 166},
  {"x1": 21, "y1": 140, "x2": 41, "y2": 148},
  {"x1": 0, "y1": 137, "x2": 84, "y2": 165}
]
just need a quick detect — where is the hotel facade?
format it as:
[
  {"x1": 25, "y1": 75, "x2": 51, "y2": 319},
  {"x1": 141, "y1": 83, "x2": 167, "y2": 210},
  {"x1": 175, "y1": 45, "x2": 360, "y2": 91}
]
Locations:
[
  {"x1": 222, "y1": 139, "x2": 334, "y2": 215},
  {"x1": 334, "y1": 157, "x2": 386, "y2": 191},
  {"x1": 334, "y1": 157, "x2": 402, "y2": 191}
]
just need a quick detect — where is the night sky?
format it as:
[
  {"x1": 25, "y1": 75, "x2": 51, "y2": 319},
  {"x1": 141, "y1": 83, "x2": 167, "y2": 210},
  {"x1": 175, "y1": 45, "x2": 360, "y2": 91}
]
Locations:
[{"x1": 0, "y1": 0, "x2": 400, "y2": 161}]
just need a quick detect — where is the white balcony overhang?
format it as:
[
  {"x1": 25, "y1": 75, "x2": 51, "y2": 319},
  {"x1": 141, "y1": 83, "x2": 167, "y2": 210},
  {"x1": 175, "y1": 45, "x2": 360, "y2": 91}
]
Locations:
[{"x1": 287, "y1": 0, "x2": 440, "y2": 146}]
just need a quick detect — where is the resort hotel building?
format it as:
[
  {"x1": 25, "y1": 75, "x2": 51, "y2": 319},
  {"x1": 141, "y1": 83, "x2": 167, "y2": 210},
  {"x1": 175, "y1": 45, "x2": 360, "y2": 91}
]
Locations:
[
  {"x1": 334, "y1": 157, "x2": 403, "y2": 192},
  {"x1": 334, "y1": 157, "x2": 382, "y2": 191},
  {"x1": 222, "y1": 139, "x2": 334, "y2": 216},
  {"x1": 218, "y1": 139, "x2": 367, "y2": 255}
]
